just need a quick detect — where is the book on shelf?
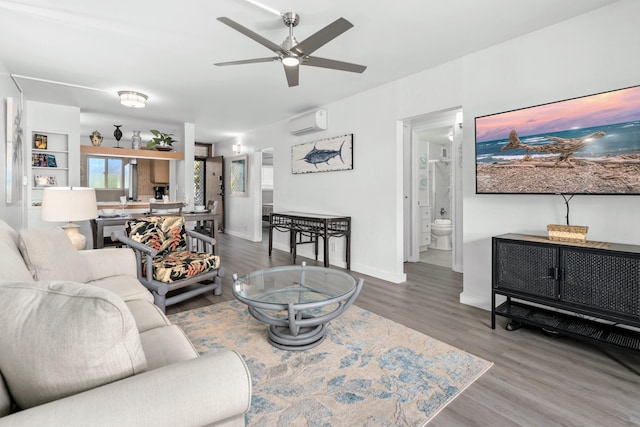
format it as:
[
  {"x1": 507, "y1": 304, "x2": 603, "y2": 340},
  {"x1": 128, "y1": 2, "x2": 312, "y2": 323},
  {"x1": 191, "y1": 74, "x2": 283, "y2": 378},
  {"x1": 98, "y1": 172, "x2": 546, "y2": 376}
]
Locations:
[
  {"x1": 33, "y1": 134, "x2": 47, "y2": 149},
  {"x1": 31, "y1": 153, "x2": 56, "y2": 167}
]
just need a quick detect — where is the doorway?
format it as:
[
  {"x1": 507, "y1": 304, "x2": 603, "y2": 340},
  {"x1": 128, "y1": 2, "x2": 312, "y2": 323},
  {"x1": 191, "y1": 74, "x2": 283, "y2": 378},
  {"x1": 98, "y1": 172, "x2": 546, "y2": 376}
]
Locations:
[
  {"x1": 260, "y1": 148, "x2": 274, "y2": 241},
  {"x1": 204, "y1": 156, "x2": 225, "y2": 232},
  {"x1": 403, "y1": 108, "x2": 463, "y2": 271}
]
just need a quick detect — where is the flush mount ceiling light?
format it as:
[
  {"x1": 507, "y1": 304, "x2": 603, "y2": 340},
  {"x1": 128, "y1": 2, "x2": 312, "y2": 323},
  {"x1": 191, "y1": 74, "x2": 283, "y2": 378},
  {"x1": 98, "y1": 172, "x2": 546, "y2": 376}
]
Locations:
[{"x1": 118, "y1": 90, "x2": 148, "y2": 108}]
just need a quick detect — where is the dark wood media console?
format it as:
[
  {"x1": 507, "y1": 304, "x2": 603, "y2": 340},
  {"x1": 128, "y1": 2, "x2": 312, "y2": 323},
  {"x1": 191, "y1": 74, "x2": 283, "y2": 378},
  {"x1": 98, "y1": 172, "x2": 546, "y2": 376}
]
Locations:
[{"x1": 491, "y1": 233, "x2": 640, "y2": 353}]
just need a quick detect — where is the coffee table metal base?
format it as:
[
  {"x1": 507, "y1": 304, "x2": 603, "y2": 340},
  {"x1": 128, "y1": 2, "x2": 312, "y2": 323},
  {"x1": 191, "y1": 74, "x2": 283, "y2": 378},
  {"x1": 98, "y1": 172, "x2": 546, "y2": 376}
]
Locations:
[
  {"x1": 248, "y1": 306, "x2": 330, "y2": 351},
  {"x1": 233, "y1": 265, "x2": 364, "y2": 351},
  {"x1": 268, "y1": 323, "x2": 326, "y2": 351}
]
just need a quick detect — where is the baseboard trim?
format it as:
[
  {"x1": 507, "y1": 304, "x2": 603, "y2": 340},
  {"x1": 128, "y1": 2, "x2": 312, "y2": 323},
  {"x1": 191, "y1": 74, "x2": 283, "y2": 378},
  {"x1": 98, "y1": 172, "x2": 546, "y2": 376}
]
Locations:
[{"x1": 460, "y1": 291, "x2": 491, "y2": 311}]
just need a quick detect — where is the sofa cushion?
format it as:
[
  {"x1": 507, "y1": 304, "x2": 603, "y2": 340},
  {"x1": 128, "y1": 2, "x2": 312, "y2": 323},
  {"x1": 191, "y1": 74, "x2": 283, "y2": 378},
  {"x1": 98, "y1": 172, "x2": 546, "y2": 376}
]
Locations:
[
  {"x1": 156, "y1": 216, "x2": 188, "y2": 255},
  {"x1": 0, "y1": 281, "x2": 148, "y2": 409},
  {"x1": 149, "y1": 250, "x2": 220, "y2": 283},
  {"x1": 126, "y1": 217, "x2": 165, "y2": 251},
  {"x1": 126, "y1": 216, "x2": 188, "y2": 257},
  {"x1": 125, "y1": 299, "x2": 171, "y2": 333},
  {"x1": 0, "y1": 371, "x2": 12, "y2": 417},
  {"x1": 0, "y1": 219, "x2": 22, "y2": 257},
  {"x1": 0, "y1": 240, "x2": 34, "y2": 283},
  {"x1": 139, "y1": 325, "x2": 198, "y2": 371},
  {"x1": 88, "y1": 275, "x2": 154, "y2": 303},
  {"x1": 18, "y1": 227, "x2": 91, "y2": 283}
]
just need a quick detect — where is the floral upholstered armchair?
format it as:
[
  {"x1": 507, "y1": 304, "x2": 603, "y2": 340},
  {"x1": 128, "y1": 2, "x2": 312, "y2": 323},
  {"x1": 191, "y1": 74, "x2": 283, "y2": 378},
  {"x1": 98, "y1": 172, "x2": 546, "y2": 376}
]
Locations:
[{"x1": 111, "y1": 216, "x2": 223, "y2": 312}]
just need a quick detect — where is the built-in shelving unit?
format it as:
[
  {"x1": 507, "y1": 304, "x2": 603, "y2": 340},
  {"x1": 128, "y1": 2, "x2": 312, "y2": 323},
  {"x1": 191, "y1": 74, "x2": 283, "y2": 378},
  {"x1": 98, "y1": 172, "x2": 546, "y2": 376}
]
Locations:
[
  {"x1": 80, "y1": 145, "x2": 184, "y2": 160},
  {"x1": 30, "y1": 131, "x2": 69, "y2": 206}
]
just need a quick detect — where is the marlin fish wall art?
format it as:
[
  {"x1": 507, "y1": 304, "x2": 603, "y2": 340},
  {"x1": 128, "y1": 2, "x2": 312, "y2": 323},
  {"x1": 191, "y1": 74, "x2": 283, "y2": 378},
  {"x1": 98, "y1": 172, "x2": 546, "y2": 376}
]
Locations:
[{"x1": 291, "y1": 134, "x2": 354, "y2": 174}]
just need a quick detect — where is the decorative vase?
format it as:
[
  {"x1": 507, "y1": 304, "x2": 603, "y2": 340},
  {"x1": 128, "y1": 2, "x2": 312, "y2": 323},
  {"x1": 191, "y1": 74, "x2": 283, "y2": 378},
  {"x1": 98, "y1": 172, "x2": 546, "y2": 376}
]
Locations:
[
  {"x1": 89, "y1": 130, "x2": 103, "y2": 146},
  {"x1": 113, "y1": 125, "x2": 123, "y2": 148},
  {"x1": 131, "y1": 130, "x2": 141, "y2": 150}
]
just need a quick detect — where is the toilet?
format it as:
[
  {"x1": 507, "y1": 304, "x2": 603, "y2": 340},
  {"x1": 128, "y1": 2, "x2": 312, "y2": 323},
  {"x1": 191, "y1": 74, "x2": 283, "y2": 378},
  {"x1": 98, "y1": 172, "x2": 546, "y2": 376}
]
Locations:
[{"x1": 431, "y1": 219, "x2": 452, "y2": 250}]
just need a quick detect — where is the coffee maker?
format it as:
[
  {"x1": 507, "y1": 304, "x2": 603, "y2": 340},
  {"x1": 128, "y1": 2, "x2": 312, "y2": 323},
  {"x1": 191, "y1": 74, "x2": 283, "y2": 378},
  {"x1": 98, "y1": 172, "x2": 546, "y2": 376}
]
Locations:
[{"x1": 154, "y1": 186, "x2": 167, "y2": 200}]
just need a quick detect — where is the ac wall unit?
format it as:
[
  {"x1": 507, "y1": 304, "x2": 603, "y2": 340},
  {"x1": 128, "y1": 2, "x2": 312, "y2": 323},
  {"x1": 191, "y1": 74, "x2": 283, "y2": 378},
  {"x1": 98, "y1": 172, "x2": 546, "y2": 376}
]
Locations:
[{"x1": 289, "y1": 109, "x2": 327, "y2": 135}]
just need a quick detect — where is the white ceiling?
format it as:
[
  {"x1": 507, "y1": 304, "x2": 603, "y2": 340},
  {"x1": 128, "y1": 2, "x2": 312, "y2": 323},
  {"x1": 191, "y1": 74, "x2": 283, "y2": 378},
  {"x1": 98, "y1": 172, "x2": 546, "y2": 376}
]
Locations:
[{"x1": 0, "y1": 0, "x2": 618, "y2": 144}]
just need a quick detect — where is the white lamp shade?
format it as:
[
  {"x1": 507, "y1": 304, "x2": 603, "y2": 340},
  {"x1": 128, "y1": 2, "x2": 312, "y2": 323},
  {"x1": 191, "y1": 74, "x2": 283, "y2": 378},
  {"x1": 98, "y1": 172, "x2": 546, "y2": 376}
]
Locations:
[{"x1": 41, "y1": 187, "x2": 98, "y2": 222}]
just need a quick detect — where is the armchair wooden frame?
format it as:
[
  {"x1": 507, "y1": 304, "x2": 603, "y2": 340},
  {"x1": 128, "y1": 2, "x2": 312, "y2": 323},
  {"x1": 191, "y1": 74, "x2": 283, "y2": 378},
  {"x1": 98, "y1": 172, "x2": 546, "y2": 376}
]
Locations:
[{"x1": 111, "y1": 227, "x2": 223, "y2": 312}]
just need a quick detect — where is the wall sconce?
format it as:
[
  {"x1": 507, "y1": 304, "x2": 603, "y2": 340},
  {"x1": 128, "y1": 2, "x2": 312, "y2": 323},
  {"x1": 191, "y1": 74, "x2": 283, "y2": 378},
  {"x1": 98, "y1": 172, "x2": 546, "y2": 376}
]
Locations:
[
  {"x1": 118, "y1": 91, "x2": 148, "y2": 108},
  {"x1": 233, "y1": 143, "x2": 242, "y2": 154}
]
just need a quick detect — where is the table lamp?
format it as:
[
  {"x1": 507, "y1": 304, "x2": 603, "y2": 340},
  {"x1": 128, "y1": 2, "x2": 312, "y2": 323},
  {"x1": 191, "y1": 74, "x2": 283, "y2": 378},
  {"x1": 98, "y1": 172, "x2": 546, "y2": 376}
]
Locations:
[{"x1": 41, "y1": 187, "x2": 98, "y2": 250}]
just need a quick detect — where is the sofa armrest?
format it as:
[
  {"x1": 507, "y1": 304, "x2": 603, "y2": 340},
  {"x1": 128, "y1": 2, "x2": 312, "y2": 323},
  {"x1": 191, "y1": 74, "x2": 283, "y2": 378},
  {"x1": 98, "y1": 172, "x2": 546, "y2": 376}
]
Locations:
[
  {"x1": 79, "y1": 248, "x2": 138, "y2": 281},
  {"x1": 0, "y1": 350, "x2": 251, "y2": 427}
]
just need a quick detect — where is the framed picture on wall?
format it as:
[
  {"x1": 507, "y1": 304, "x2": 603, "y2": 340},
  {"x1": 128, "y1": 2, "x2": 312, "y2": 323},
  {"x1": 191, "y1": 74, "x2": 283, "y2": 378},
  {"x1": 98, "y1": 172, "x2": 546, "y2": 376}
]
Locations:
[
  {"x1": 230, "y1": 155, "x2": 248, "y2": 196},
  {"x1": 6, "y1": 97, "x2": 23, "y2": 204},
  {"x1": 291, "y1": 133, "x2": 353, "y2": 174}
]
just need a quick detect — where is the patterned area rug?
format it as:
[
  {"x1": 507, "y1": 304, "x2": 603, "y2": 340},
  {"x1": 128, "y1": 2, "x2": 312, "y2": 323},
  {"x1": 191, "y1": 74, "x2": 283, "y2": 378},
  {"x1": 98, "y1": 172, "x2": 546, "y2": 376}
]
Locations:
[{"x1": 169, "y1": 300, "x2": 492, "y2": 426}]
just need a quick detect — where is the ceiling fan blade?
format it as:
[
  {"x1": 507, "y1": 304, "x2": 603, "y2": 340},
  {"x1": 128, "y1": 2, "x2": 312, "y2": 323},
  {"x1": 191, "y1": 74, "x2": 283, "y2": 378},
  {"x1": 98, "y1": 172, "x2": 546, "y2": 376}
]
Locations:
[
  {"x1": 217, "y1": 17, "x2": 284, "y2": 53},
  {"x1": 214, "y1": 57, "x2": 279, "y2": 66},
  {"x1": 284, "y1": 64, "x2": 299, "y2": 87},
  {"x1": 292, "y1": 18, "x2": 353, "y2": 56},
  {"x1": 303, "y1": 56, "x2": 367, "y2": 73}
]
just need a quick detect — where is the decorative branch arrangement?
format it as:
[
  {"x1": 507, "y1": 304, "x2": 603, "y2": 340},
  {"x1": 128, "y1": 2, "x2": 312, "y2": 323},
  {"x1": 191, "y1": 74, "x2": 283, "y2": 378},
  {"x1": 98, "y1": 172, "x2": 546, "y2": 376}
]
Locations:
[{"x1": 560, "y1": 193, "x2": 575, "y2": 225}]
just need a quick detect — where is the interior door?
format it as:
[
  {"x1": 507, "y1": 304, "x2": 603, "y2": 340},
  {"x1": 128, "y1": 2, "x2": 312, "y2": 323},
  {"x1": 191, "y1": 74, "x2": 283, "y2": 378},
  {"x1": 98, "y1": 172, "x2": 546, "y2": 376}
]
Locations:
[{"x1": 205, "y1": 156, "x2": 224, "y2": 232}]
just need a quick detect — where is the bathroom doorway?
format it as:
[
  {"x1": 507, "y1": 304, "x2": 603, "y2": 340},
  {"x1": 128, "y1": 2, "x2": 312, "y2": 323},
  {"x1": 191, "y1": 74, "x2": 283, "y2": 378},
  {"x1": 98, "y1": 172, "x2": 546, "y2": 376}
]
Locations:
[{"x1": 403, "y1": 108, "x2": 463, "y2": 271}]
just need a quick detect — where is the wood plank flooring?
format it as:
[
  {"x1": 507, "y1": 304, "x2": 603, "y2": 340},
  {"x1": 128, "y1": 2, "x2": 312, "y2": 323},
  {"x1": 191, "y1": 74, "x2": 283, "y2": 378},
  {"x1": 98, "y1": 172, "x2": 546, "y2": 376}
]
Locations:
[{"x1": 167, "y1": 231, "x2": 640, "y2": 426}]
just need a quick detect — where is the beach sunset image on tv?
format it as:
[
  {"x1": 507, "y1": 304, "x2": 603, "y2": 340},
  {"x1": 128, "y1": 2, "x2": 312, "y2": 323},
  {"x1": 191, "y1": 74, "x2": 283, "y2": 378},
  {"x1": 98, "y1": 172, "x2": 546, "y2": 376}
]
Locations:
[{"x1": 475, "y1": 85, "x2": 640, "y2": 194}]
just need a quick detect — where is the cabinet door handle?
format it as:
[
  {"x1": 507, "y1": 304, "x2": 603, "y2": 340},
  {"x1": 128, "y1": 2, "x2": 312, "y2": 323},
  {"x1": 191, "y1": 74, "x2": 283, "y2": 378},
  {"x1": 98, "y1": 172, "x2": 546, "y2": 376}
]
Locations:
[{"x1": 549, "y1": 267, "x2": 559, "y2": 280}]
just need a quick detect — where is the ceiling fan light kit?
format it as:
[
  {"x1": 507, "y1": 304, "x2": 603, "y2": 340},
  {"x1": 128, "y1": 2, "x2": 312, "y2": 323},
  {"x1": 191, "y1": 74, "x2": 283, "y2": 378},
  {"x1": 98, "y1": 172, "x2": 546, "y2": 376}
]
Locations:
[
  {"x1": 214, "y1": 12, "x2": 366, "y2": 87},
  {"x1": 282, "y1": 56, "x2": 300, "y2": 66},
  {"x1": 118, "y1": 90, "x2": 148, "y2": 108}
]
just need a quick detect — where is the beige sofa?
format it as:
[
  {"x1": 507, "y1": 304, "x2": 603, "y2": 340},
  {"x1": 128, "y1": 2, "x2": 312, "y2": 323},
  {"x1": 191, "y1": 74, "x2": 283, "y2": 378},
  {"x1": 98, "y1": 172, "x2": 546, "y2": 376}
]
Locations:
[{"x1": 0, "y1": 219, "x2": 251, "y2": 426}]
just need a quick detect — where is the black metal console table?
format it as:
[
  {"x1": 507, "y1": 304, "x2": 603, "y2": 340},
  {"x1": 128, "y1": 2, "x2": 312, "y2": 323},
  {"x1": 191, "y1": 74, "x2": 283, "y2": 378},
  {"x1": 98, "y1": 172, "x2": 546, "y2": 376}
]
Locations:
[
  {"x1": 492, "y1": 233, "x2": 640, "y2": 354},
  {"x1": 268, "y1": 211, "x2": 351, "y2": 269}
]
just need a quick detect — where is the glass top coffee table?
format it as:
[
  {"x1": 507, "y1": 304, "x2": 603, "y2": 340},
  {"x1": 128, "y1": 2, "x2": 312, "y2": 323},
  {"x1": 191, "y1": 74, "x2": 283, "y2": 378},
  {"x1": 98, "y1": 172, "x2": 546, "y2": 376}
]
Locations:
[{"x1": 232, "y1": 263, "x2": 363, "y2": 350}]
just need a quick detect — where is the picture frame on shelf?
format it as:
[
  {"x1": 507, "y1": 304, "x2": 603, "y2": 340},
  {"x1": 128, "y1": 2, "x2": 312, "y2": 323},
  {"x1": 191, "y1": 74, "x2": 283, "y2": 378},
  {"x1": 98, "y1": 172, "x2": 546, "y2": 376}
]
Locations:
[
  {"x1": 34, "y1": 175, "x2": 56, "y2": 187},
  {"x1": 33, "y1": 133, "x2": 47, "y2": 149}
]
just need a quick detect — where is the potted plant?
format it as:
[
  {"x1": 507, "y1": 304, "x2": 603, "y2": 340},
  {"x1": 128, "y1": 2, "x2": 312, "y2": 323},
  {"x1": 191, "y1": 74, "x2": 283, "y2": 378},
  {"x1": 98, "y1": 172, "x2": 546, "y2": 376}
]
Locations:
[{"x1": 146, "y1": 130, "x2": 178, "y2": 150}]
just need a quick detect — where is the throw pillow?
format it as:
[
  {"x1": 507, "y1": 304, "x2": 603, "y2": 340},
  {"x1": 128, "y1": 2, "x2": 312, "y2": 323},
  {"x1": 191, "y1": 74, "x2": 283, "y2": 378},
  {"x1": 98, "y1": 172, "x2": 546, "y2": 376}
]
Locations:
[
  {"x1": 0, "y1": 281, "x2": 147, "y2": 409},
  {"x1": 18, "y1": 227, "x2": 91, "y2": 283}
]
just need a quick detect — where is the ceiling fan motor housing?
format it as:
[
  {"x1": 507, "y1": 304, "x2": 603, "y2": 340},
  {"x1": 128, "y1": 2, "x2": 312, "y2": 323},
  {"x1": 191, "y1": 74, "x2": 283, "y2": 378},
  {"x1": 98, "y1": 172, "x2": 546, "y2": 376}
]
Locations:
[{"x1": 282, "y1": 12, "x2": 299, "y2": 28}]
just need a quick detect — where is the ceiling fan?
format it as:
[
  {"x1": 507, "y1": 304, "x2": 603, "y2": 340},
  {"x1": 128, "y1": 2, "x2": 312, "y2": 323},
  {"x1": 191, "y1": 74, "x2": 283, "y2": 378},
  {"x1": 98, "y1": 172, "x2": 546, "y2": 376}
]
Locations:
[{"x1": 214, "y1": 12, "x2": 367, "y2": 87}]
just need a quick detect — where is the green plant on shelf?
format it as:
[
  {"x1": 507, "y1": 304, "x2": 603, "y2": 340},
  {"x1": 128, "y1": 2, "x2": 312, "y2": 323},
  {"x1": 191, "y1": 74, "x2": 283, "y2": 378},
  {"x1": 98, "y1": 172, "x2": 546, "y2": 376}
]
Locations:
[{"x1": 146, "y1": 130, "x2": 178, "y2": 148}]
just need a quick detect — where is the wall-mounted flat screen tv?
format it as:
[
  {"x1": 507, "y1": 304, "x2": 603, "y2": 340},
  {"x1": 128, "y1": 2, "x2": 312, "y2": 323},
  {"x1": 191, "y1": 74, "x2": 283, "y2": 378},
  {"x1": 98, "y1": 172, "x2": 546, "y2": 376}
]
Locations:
[{"x1": 475, "y1": 84, "x2": 640, "y2": 195}]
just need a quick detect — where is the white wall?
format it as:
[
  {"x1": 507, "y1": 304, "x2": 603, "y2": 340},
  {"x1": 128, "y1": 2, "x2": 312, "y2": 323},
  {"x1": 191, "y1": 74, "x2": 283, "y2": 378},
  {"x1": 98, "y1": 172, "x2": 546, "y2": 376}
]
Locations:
[
  {"x1": 220, "y1": 84, "x2": 407, "y2": 283},
  {"x1": 221, "y1": 1, "x2": 639, "y2": 306},
  {"x1": 459, "y1": 0, "x2": 640, "y2": 309}
]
